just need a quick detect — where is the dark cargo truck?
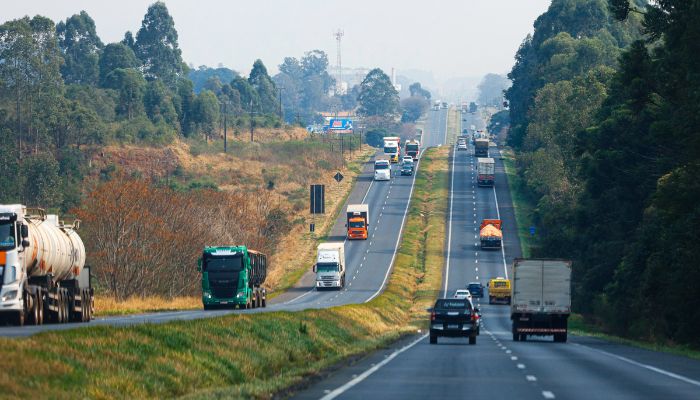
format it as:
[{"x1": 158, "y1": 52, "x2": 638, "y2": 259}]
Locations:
[{"x1": 199, "y1": 246, "x2": 267, "y2": 310}]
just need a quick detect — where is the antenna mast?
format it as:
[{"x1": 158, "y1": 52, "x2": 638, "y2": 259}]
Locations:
[{"x1": 334, "y1": 29, "x2": 344, "y2": 95}]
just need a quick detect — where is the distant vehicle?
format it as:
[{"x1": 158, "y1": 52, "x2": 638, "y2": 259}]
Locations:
[
  {"x1": 346, "y1": 204, "x2": 369, "y2": 240},
  {"x1": 441, "y1": 101, "x2": 448, "y2": 109},
  {"x1": 200, "y1": 246, "x2": 267, "y2": 309},
  {"x1": 480, "y1": 219, "x2": 502, "y2": 249},
  {"x1": 374, "y1": 159, "x2": 391, "y2": 181},
  {"x1": 402, "y1": 155, "x2": 414, "y2": 164},
  {"x1": 474, "y1": 138, "x2": 489, "y2": 157},
  {"x1": 488, "y1": 277, "x2": 511, "y2": 305},
  {"x1": 405, "y1": 139, "x2": 420, "y2": 160},
  {"x1": 467, "y1": 282, "x2": 484, "y2": 298},
  {"x1": 400, "y1": 162, "x2": 414, "y2": 176},
  {"x1": 428, "y1": 298, "x2": 478, "y2": 345},
  {"x1": 511, "y1": 259, "x2": 572, "y2": 342},
  {"x1": 433, "y1": 100, "x2": 441, "y2": 111},
  {"x1": 453, "y1": 289, "x2": 472, "y2": 300},
  {"x1": 477, "y1": 157, "x2": 495, "y2": 187},
  {"x1": 313, "y1": 243, "x2": 345, "y2": 290},
  {"x1": 457, "y1": 142, "x2": 468, "y2": 151},
  {"x1": 383, "y1": 136, "x2": 401, "y2": 163},
  {"x1": 462, "y1": 129, "x2": 469, "y2": 134}
]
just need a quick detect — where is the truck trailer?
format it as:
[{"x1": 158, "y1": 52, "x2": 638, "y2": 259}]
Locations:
[
  {"x1": 346, "y1": 204, "x2": 369, "y2": 239},
  {"x1": 511, "y1": 259, "x2": 572, "y2": 342},
  {"x1": 474, "y1": 138, "x2": 489, "y2": 157},
  {"x1": 477, "y1": 157, "x2": 495, "y2": 187},
  {"x1": 0, "y1": 204, "x2": 92, "y2": 326},
  {"x1": 479, "y1": 219, "x2": 502, "y2": 249},
  {"x1": 314, "y1": 242, "x2": 345, "y2": 290},
  {"x1": 199, "y1": 246, "x2": 267, "y2": 309}
]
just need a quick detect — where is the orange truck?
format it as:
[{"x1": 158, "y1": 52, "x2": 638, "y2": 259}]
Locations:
[
  {"x1": 346, "y1": 204, "x2": 369, "y2": 240},
  {"x1": 480, "y1": 219, "x2": 502, "y2": 249}
]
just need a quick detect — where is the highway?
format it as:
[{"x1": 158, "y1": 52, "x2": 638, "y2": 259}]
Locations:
[
  {"x1": 293, "y1": 110, "x2": 700, "y2": 400},
  {"x1": 0, "y1": 109, "x2": 450, "y2": 337}
]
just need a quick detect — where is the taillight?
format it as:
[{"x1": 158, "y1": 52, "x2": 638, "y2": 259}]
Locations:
[
  {"x1": 471, "y1": 313, "x2": 478, "y2": 321},
  {"x1": 430, "y1": 312, "x2": 436, "y2": 321}
]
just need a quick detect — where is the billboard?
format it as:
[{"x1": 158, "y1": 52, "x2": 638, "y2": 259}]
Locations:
[{"x1": 328, "y1": 118, "x2": 354, "y2": 133}]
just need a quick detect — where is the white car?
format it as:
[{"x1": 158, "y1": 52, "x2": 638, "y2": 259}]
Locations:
[
  {"x1": 374, "y1": 159, "x2": 391, "y2": 181},
  {"x1": 457, "y1": 142, "x2": 468, "y2": 151},
  {"x1": 453, "y1": 289, "x2": 472, "y2": 300},
  {"x1": 401, "y1": 156, "x2": 414, "y2": 165}
]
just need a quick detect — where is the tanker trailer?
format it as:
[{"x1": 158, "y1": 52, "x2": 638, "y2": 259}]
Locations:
[{"x1": 0, "y1": 204, "x2": 92, "y2": 326}]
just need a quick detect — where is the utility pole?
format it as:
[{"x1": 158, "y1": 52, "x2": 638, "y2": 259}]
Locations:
[
  {"x1": 278, "y1": 86, "x2": 284, "y2": 121},
  {"x1": 222, "y1": 101, "x2": 228, "y2": 153},
  {"x1": 249, "y1": 100, "x2": 254, "y2": 142}
]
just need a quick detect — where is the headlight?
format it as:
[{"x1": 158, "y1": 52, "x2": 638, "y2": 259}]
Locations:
[
  {"x1": 236, "y1": 291, "x2": 246, "y2": 298},
  {"x1": 2, "y1": 290, "x2": 18, "y2": 302}
]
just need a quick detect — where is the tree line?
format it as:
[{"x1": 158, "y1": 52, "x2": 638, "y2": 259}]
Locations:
[{"x1": 506, "y1": 0, "x2": 700, "y2": 347}]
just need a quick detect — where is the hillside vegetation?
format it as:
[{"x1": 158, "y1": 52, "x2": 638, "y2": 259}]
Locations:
[{"x1": 506, "y1": 0, "x2": 700, "y2": 347}]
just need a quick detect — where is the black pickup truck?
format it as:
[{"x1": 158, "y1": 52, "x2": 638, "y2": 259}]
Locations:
[{"x1": 428, "y1": 298, "x2": 478, "y2": 344}]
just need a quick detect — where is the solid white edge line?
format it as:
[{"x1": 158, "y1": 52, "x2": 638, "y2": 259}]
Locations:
[
  {"x1": 492, "y1": 162, "x2": 508, "y2": 280},
  {"x1": 320, "y1": 333, "x2": 429, "y2": 400},
  {"x1": 573, "y1": 343, "x2": 700, "y2": 388},
  {"x1": 364, "y1": 151, "x2": 420, "y2": 303}
]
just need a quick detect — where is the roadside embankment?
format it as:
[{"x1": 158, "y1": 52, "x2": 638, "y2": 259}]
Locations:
[{"x1": 0, "y1": 147, "x2": 450, "y2": 399}]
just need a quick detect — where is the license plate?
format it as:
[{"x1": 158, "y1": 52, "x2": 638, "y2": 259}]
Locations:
[
  {"x1": 220, "y1": 301, "x2": 228, "y2": 304},
  {"x1": 447, "y1": 324, "x2": 459, "y2": 329},
  {"x1": 447, "y1": 312, "x2": 459, "y2": 316}
]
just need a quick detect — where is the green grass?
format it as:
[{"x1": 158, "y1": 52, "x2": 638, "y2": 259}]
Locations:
[
  {"x1": 0, "y1": 147, "x2": 452, "y2": 399},
  {"x1": 500, "y1": 147, "x2": 537, "y2": 257},
  {"x1": 568, "y1": 314, "x2": 700, "y2": 361}
]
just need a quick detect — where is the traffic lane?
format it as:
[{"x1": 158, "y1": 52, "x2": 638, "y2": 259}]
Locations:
[
  {"x1": 283, "y1": 169, "x2": 394, "y2": 308},
  {"x1": 491, "y1": 331, "x2": 700, "y2": 400}
]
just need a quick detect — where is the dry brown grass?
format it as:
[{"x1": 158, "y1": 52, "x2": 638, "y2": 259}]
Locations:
[{"x1": 94, "y1": 296, "x2": 201, "y2": 316}]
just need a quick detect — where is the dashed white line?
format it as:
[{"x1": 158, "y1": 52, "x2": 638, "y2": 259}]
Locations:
[
  {"x1": 526, "y1": 375, "x2": 537, "y2": 382},
  {"x1": 542, "y1": 391, "x2": 555, "y2": 399},
  {"x1": 517, "y1": 363, "x2": 526, "y2": 369}
]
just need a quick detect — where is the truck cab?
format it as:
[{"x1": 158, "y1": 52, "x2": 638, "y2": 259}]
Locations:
[
  {"x1": 199, "y1": 246, "x2": 267, "y2": 309},
  {"x1": 384, "y1": 136, "x2": 401, "y2": 163},
  {"x1": 346, "y1": 204, "x2": 369, "y2": 240},
  {"x1": 374, "y1": 159, "x2": 391, "y2": 181},
  {"x1": 314, "y1": 243, "x2": 345, "y2": 290}
]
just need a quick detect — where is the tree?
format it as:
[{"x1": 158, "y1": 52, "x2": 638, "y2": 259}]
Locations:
[
  {"x1": 56, "y1": 11, "x2": 104, "y2": 85},
  {"x1": 409, "y1": 82, "x2": 431, "y2": 100},
  {"x1": 248, "y1": 59, "x2": 278, "y2": 115},
  {"x1": 133, "y1": 1, "x2": 185, "y2": 87},
  {"x1": 357, "y1": 68, "x2": 400, "y2": 118},
  {"x1": 193, "y1": 90, "x2": 220, "y2": 140},
  {"x1": 175, "y1": 78, "x2": 196, "y2": 136},
  {"x1": 231, "y1": 76, "x2": 259, "y2": 111},
  {"x1": 187, "y1": 66, "x2": 238, "y2": 94},
  {"x1": 401, "y1": 96, "x2": 428, "y2": 123},
  {"x1": 103, "y1": 68, "x2": 146, "y2": 119},
  {"x1": 144, "y1": 80, "x2": 178, "y2": 128},
  {"x1": 477, "y1": 73, "x2": 510, "y2": 107},
  {"x1": 22, "y1": 152, "x2": 63, "y2": 208},
  {"x1": 99, "y1": 43, "x2": 139, "y2": 87}
]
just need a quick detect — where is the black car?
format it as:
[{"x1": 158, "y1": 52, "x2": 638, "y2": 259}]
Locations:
[
  {"x1": 428, "y1": 298, "x2": 478, "y2": 344},
  {"x1": 467, "y1": 282, "x2": 484, "y2": 298}
]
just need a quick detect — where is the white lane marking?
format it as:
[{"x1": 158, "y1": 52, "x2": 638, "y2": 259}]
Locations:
[
  {"x1": 442, "y1": 144, "x2": 457, "y2": 297},
  {"x1": 506, "y1": 349, "x2": 512, "y2": 354},
  {"x1": 542, "y1": 391, "x2": 555, "y2": 399},
  {"x1": 492, "y1": 184, "x2": 509, "y2": 279},
  {"x1": 511, "y1": 356, "x2": 518, "y2": 360},
  {"x1": 320, "y1": 334, "x2": 428, "y2": 400},
  {"x1": 573, "y1": 343, "x2": 700, "y2": 388},
  {"x1": 282, "y1": 288, "x2": 315, "y2": 305},
  {"x1": 526, "y1": 375, "x2": 537, "y2": 382},
  {"x1": 517, "y1": 363, "x2": 526, "y2": 369},
  {"x1": 364, "y1": 152, "x2": 421, "y2": 303}
]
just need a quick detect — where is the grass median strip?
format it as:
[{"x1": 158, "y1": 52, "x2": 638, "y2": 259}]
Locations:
[{"x1": 0, "y1": 147, "x2": 450, "y2": 400}]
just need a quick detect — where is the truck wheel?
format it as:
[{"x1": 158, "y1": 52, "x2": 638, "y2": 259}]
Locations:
[
  {"x1": 15, "y1": 310, "x2": 25, "y2": 327},
  {"x1": 513, "y1": 332, "x2": 519, "y2": 341},
  {"x1": 429, "y1": 335, "x2": 437, "y2": 344},
  {"x1": 554, "y1": 333, "x2": 567, "y2": 343},
  {"x1": 489, "y1": 296, "x2": 493, "y2": 305},
  {"x1": 36, "y1": 294, "x2": 43, "y2": 325},
  {"x1": 469, "y1": 334, "x2": 477, "y2": 345},
  {"x1": 28, "y1": 292, "x2": 39, "y2": 325},
  {"x1": 520, "y1": 334, "x2": 527, "y2": 341}
]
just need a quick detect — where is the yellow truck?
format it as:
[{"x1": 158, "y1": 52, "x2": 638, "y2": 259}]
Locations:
[{"x1": 488, "y1": 277, "x2": 511, "y2": 305}]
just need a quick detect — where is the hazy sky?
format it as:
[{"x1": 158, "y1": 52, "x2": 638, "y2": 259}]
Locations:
[{"x1": 4, "y1": 0, "x2": 551, "y2": 82}]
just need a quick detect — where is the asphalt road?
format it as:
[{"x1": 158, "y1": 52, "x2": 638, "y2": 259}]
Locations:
[
  {"x1": 0, "y1": 109, "x2": 450, "y2": 337},
  {"x1": 293, "y1": 110, "x2": 700, "y2": 400}
]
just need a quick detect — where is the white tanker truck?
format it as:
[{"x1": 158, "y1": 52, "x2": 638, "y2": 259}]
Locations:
[{"x1": 0, "y1": 204, "x2": 92, "y2": 326}]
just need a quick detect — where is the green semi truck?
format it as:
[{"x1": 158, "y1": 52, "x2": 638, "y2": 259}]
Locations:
[{"x1": 198, "y1": 246, "x2": 267, "y2": 310}]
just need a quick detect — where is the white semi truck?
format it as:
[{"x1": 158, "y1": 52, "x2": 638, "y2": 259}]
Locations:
[
  {"x1": 0, "y1": 204, "x2": 92, "y2": 326},
  {"x1": 313, "y1": 242, "x2": 346, "y2": 290}
]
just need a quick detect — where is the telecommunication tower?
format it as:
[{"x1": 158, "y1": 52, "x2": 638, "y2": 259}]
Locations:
[{"x1": 334, "y1": 29, "x2": 344, "y2": 95}]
